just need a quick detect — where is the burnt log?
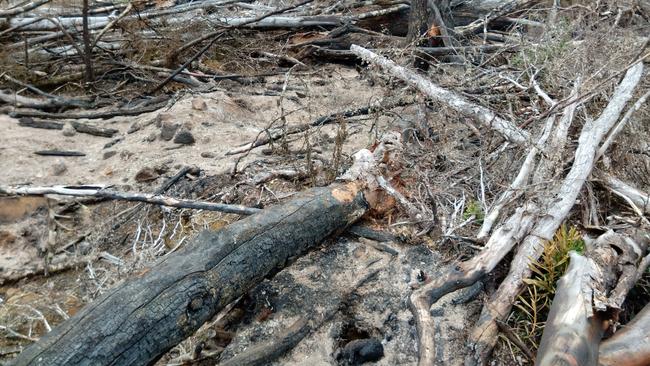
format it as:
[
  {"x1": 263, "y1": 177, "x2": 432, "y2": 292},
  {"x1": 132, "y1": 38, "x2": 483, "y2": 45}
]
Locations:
[{"x1": 10, "y1": 182, "x2": 368, "y2": 366}]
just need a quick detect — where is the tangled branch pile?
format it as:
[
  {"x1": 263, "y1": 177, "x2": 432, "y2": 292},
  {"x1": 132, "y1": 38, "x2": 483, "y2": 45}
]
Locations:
[{"x1": 1, "y1": 0, "x2": 649, "y2": 365}]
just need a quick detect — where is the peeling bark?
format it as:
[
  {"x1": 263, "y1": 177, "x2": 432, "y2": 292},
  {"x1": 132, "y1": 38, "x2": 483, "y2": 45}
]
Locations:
[{"x1": 536, "y1": 230, "x2": 650, "y2": 366}]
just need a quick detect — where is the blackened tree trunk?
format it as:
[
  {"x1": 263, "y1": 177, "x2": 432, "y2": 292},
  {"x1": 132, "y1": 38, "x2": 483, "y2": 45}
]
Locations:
[{"x1": 11, "y1": 183, "x2": 368, "y2": 366}]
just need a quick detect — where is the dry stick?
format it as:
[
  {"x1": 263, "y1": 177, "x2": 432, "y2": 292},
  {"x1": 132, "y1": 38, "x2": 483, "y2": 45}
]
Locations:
[
  {"x1": 454, "y1": 0, "x2": 536, "y2": 36},
  {"x1": 81, "y1": 0, "x2": 94, "y2": 83},
  {"x1": 9, "y1": 101, "x2": 167, "y2": 119},
  {"x1": 467, "y1": 62, "x2": 644, "y2": 366},
  {"x1": 476, "y1": 114, "x2": 554, "y2": 239},
  {"x1": 110, "y1": 166, "x2": 193, "y2": 231},
  {"x1": 494, "y1": 320, "x2": 534, "y2": 362},
  {"x1": 149, "y1": 0, "x2": 314, "y2": 94},
  {"x1": 596, "y1": 90, "x2": 650, "y2": 160},
  {"x1": 478, "y1": 78, "x2": 580, "y2": 240},
  {"x1": 90, "y1": 2, "x2": 133, "y2": 50},
  {"x1": 0, "y1": 185, "x2": 261, "y2": 216},
  {"x1": 0, "y1": 254, "x2": 98, "y2": 286},
  {"x1": 350, "y1": 45, "x2": 530, "y2": 145},
  {"x1": 0, "y1": 0, "x2": 51, "y2": 16},
  {"x1": 2, "y1": 74, "x2": 92, "y2": 108},
  {"x1": 226, "y1": 97, "x2": 412, "y2": 155},
  {"x1": 597, "y1": 172, "x2": 650, "y2": 216},
  {"x1": 18, "y1": 117, "x2": 119, "y2": 138},
  {"x1": 536, "y1": 230, "x2": 650, "y2": 366}
]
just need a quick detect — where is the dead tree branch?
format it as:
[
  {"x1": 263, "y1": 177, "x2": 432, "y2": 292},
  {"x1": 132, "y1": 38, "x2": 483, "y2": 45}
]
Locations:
[
  {"x1": 350, "y1": 44, "x2": 531, "y2": 145},
  {"x1": 0, "y1": 185, "x2": 261, "y2": 216},
  {"x1": 536, "y1": 230, "x2": 650, "y2": 365}
]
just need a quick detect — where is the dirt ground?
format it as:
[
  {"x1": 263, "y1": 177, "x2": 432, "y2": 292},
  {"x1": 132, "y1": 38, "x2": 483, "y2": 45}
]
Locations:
[{"x1": 0, "y1": 63, "x2": 479, "y2": 365}]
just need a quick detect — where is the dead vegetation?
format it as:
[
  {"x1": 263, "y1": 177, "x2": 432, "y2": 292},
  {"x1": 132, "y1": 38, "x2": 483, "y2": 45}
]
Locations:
[{"x1": 1, "y1": 0, "x2": 650, "y2": 365}]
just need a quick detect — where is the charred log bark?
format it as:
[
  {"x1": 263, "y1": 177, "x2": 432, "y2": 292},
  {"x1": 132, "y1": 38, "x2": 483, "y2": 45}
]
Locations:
[{"x1": 10, "y1": 183, "x2": 367, "y2": 366}]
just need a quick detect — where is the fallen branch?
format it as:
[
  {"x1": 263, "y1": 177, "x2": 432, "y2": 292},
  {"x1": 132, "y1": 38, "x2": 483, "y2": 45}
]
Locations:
[
  {"x1": 454, "y1": 0, "x2": 537, "y2": 36},
  {"x1": 598, "y1": 173, "x2": 650, "y2": 215},
  {"x1": 11, "y1": 182, "x2": 368, "y2": 366},
  {"x1": 467, "y1": 62, "x2": 644, "y2": 365},
  {"x1": 226, "y1": 97, "x2": 411, "y2": 155},
  {"x1": 0, "y1": 185, "x2": 261, "y2": 216},
  {"x1": 599, "y1": 303, "x2": 650, "y2": 366},
  {"x1": 0, "y1": 0, "x2": 51, "y2": 17},
  {"x1": 8, "y1": 101, "x2": 167, "y2": 119},
  {"x1": 350, "y1": 44, "x2": 530, "y2": 145},
  {"x1": 536, "y1": 230, "x2": 650, "y2": 365},
  {"x1": 18, "y1": 117, "x2": 119, "y2": 137}
]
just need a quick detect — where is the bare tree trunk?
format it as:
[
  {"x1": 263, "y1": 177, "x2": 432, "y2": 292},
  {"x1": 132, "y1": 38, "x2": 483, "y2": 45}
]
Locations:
[
  {"x1": 407, "y1": 0, "x2": 429, "y2": 43},
  {"x1": 82, "y1": 0, "x2": 94, "y2": 83}
]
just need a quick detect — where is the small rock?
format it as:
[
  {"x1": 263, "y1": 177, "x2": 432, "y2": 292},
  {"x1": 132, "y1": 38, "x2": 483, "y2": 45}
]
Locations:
[
  {"x1": 127, "y1": 122, "x2": 141, "y2": 134},
  {"x1": 120, "y1": 150, "x2": 133, "y2": 160},
  {"x1": 339, "y1": 338, "x2": 384, "y2": 365},
  {"x1": 173, "y1": 129, "x2": 195, "y2": 144},
  {"x1": 156, "y1": 112, "x2": 174, "y2": 127},
  {"x1": 0, "y1": 230, "x2": 17, "y2": 247},
  {"x1": 161, "y1": 120, "x2": 180, "y2": 141},
  {"x1": 187, "y1": 166, "x2": 201, "y2": 176},
  {"x1": 154, "y1": 163, "x2": 169, "y2": 174},
  {"x1": 191, "y1": 97, "x2": 207, "y2": 111},
  {"x1": 134, "y1": 167, "x2": 159, "y2": 182},
  {"x1": 103, "y1": 150, "x2": 117, "y2": 160},
  {"x1": 62, "y1": 123, "x2": 76, "y2": 136},
  {"x1": 51, "y1": 161, "x2": 67, "y2": 176},
  {"x1": 145, "y1": 132, "x2": 157, "y2": 142},
  {"x1": 200, "y1": 151, "x2": 216, "y2": 158},
  {"x1": 103, "y1": 137, "x2": 123, "y2": 149}
]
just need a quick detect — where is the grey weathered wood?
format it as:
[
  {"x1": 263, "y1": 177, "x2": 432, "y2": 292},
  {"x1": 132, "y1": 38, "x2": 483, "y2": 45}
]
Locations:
[
  {"x1": 10, "y1": 183, "x2": 367, "y2": 366},
  {"x1": 535, "y1": 230, "x2": 650, "y2": 366}
]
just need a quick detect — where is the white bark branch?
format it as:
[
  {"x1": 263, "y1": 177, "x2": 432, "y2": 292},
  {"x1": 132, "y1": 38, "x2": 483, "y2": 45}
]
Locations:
[{"x1": 350, "y1": 44, "x2": 531, "y2": 145}]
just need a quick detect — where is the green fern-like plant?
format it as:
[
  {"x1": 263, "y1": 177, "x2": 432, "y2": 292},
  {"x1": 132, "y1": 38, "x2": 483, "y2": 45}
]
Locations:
[{"x1": 463, "y1": 200, "x2": 484, "y2": 223}]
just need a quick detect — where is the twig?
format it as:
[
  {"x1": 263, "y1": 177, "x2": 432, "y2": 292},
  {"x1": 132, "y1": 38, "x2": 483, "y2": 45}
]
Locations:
[
  {"x1": 91, "y1": 2, "x2": 133, "y2": 49},
  {"x1": 0, "y1": 185, "x2": 261, "y2": 215},
  {"x1": 495, "y1": 320, "x2": 534, "y2": 362},
  {"x1": 226, "y1": 97, "x2": 412, "y2": 155},
  {"x1": 597, "y1": 90, "x2": 650, "y2": 160},
  {"x1": 0, "y1": 0, "x2": 51, "y2": 16},
  {"x1": 150, "y1": 0, "x2": 315, "y2": 94}
]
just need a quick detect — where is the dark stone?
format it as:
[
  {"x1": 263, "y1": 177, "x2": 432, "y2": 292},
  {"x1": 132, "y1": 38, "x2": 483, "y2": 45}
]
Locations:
[
  {"x1": 339, "y1": 338, "x2": 384, "y2": 365},
  {"x1": 161, "y1": 120, "x2": 180, "y2": 141},
  {"x1": 103, "y1": 150, "x2": 117, "y2": 160},
  {"x1": 173, "y1": 129, "x2": 195, "y2": 145},
  {"x1": 134, "y1": 167, "x2": 159, "y2": 182}
]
